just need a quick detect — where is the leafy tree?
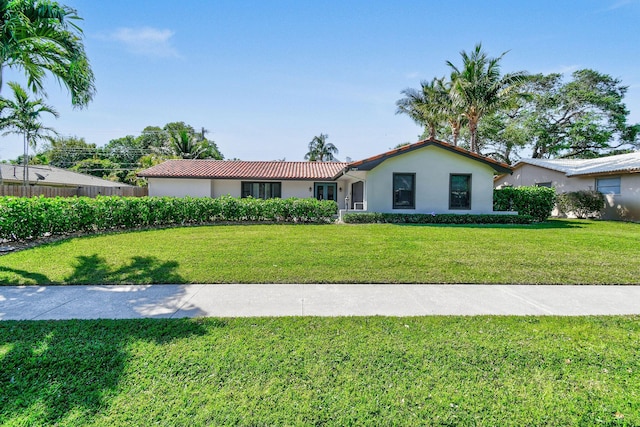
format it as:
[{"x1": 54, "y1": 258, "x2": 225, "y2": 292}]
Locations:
[
  {"x1": 138, "y1": 126, "x2": 170, "y2": 154},
  {"x1": 0, "y1": 81, "x2": 58, "y2": 184},
  {"x1": 20, "y1": 121, "x2": 223, "y2": 185},
  {"x1": 69, "y1": 157, "x2": 118, "y2": 179},
  {"x1": 447, "y1": 43, "x2": 528, "y2": 153},
  {"x1": 103, "y1": 135, "x2": 143, "y2": 166},
  {"x1": 39, "y1": 135, "x2": 97, "y2": 168},
  {"x1": 525, "y1": 70, "x2": 639, "y2": 158},
  {"x1": 0, "y1": 0, "x2": 95, "y2": 107},
  {"x1": 304, "y1": 133, "x2": 338, "y2": 161}
]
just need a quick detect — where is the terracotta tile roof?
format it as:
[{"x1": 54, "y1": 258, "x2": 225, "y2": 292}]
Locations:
[
  {"x1": 138, "y1": 160, "x2": 349, "y2": 180},
  {"x1": 347, "y1": 138, "x2": 513, "y2": 174}
]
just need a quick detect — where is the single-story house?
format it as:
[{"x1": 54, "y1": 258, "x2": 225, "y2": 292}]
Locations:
[
  {"x1": 494, "y1": 152, "x2": 640, "y2": 221},
  {"x1": 0, "y1": 164, "x2": 135, "y2": 188},
  {"x1": 138, "y1": 138, "x2": 513, "y2": 215}
]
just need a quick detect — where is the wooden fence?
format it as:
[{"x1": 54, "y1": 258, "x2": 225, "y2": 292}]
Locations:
[{"x1": 0, "y1": 184, "x2": 148, "y2": 198}]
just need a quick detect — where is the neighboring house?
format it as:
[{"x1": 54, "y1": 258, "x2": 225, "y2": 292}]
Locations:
[
  {"x1": 494, "y1": 152, "x2": 640, "y2": 221},
  {"x1": 138, "y1": 138, "x2": 512, "y2": 214},
  {"x1": 0, "y1": 164, "x2": 135, "y2": 188}
]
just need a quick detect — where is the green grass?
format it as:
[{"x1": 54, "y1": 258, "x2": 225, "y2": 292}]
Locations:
[
  {"x1": 1, "y1": 219, "x2": 639, "y2": 284},
  {"x1": 1, "y1": 316, "x2": 638, "y2": 426}
]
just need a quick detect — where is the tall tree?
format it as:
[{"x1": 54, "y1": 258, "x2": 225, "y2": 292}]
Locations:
[
  {"x1": 396, "y1": 78, "x2": 449, "y2": 139},
  {"x1": 304, "y1": 133, "x2": 338, "y2": 161},
  {"x1": 0, "y1": 81, "x2": 57, "y2": 184},
  {"x1": 447, "y1": 43, "x2": 528, "y2": 153},
  {"x1": 436, "y1": 77, "x2": 467, "y2": 146},
  {"x1": 39, "y1": 135, "x2": 97, "y2": 168},
  {"x1": 164, "y1": 122, "x2": 223, "y2": 160},
  {"x1": 0, "y1": 0, "x2": 95, "y2": 107},
  {"x1": 525, "y1": 70, "x2": 639, "y2": 158}
]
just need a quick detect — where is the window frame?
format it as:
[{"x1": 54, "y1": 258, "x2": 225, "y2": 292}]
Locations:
[
  {"x1": 241, "y1": 181, "x2": 282, "y2": 199},
  {"x1": 392, "y1": 173, "x2": 416, "y2": 210},
  {"x1": 449, "y1": 174, "x2": 472, "y2": 210},
  {"x1": 596, "y1": 176, "x2": 621, "y2": 195}
]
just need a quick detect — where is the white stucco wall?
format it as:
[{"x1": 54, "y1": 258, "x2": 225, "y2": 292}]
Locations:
[
  {"x1": 603, "y1": 174, "x2": 640, "y2": 221},
  {"x1": 364, "y1": 145, "x2": 498, "y2": 214},
  {"x1": 147, "y1": 178, "x2": 212, "y2": 197},
  {"x1": 148, "y1": 178, "x2": 350, "y2": 209},
  {"x1": 495, "y1": 164, "x2": 594, "y2": 193},
  {"x1": 495, "y1": 164, "x2": 640, "y2": 221}
]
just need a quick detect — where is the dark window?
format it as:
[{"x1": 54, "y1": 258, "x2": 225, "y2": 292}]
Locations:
[
  {"x1": 393, "y1": 173, "x2": 415, "y2": 209},
  {"x1": 450, "y1": 174, "x2": 471, "y2": 210},
  {"x1": 241, "y1": 182, "x2": 282, "y2": 199},
  {"x1": 536, "y1": 182, "x2": 552, "y2": 188},
  {"x1": 314, "y1": 183, "x2": 337, "y2": 201}
]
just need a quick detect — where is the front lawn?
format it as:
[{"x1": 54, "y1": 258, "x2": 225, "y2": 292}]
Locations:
[
  {"x1": 1, "y1": 316, "x2": 638, "y2": 426},
  {"x1": 0, "y1": 219, "x2": 638, "y2": 285}
]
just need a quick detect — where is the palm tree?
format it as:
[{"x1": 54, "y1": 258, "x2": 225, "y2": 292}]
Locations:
[
  {"x1": 304, "y1": 133, "x2": 338, "y2": 161},
  {"x1": 434, "y1": 77, "x2": 466, "y2": 146},
  {"x1": 0, "y1": 0, "x2": 95, "y2": 107},
  {"x1": 169, "y1": 129, "x2": 206, "y2": 159},
  {"x1": 447, "y1": 43, "x2": 527, "y2": 153},
  {"x1": 396, "y1": 78, "x2": 448, "y2": 140},
  {"x1": 0, "y1": 81, "x2": 58, "y2": 185}
]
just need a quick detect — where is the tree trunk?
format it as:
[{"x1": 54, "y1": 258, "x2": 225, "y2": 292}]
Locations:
[
  {"x1": 429, "y1": 124, "x2": 436, "y2": 139},
  {"x1": 23, "y1": 133, "x2": 28, "y2": 186},
  {"x1": 469, "y1": 120, "x2": 479, "y2": 153}
]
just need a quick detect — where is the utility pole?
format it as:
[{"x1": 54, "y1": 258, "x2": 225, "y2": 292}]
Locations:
[{"x1": 200, "y1": 127, "x2": 209, "y2": 141}]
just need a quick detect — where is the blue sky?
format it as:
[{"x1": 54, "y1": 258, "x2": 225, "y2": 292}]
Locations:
[{"x1": 1, "y1": 0, "x2": 639, "y2": 162}]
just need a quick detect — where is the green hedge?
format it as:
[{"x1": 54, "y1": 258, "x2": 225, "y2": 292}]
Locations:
[
  {"x1": 0, "y1": 195, "x2": 338, "y2": 241},
  {"x1": 556, "y1": 190, "x2": 605, "y2": 219},
  {"x1": 493, "y1": 186, "x2": 556, "y2": 222},
  {"x1": 342, "y1": 212, "x2": 534, "y2": 225}
]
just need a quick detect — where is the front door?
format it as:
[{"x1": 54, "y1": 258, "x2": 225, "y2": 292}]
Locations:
[
  {"x1": 351, "y1": 181, "x2": 364, "y2": 209},
  {"x1": 314, "y1": 183, "x2": 337, "y2": 201}
]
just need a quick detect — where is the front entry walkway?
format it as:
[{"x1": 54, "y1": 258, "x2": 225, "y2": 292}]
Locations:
[{"x1": 1, "y1": 284, "x2": 639, "y2": 320}]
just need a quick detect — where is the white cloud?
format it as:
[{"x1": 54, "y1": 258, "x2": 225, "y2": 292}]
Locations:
[
  {"x1": 607, "y1": 0, "x2": 635, "y2": 10},
  {"x1": 108, "y1": 27, "x2": 180, "y2": 58}
]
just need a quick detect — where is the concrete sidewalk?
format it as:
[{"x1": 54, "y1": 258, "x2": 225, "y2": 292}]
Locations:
[{"x1": 1, "y1": 284, "x2": 639, "y2": 320}]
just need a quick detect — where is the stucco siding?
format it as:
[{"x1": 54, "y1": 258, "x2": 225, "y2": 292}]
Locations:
[
  {"x1": 496, "y1": 164, "x2": 640, "y2": 221},
  {"x1": 365, "y1": 145, "x2": 497, "y2": 214},
  {"x1": 147, "y1": 178, "x2": 212, "y2": 197},
  {"x1": 211, "y1": 180, "x2": 239, "y2": 198},
  {"x1": 150, "y1": 178, "x2": 350, "y2": 209},
  {"x1": 606, "y1": 174, "x2": 640, "y2": 221},
  {"x1": 496, "y1": 164, "x2": 594, "y2": 193}
]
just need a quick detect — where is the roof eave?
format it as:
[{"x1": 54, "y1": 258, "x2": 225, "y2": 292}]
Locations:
[{"x1": 348, "y1": 138, "x2": 513, "y2": 174}]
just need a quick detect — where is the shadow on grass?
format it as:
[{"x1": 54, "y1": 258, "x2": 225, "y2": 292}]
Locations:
[
  {"x1": 0, "y1": 254, "x2": 183, "y2": 285},
  {"x1": 0, "y1": 318, "x2": 220, "y2": 425},
  {"x1": 65, "y1": 254, "x2": 183, "y2": 284},
  {"x1": 0, "y1": 254, "x2": 208, "y2": 320}
]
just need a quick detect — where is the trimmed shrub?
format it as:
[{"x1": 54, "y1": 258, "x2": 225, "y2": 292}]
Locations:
[
  {"x1": 342, "y1": 213, "x2": 534, "y2": 225},
  {"x1": 493, "y1": 186, "x2": 556, "y2": 222},
  {"x1": 556, "y1": 190, "x2": 606, "y2": 219},
  {"x1": 0, "y1": 195, "x2": 338, "y2": 242}
]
